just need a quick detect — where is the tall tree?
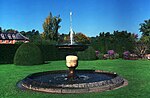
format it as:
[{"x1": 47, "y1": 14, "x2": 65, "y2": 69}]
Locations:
[
  {"x1": 74, "y1": 32, "x2": 91, "y2": 44},
  {"x1": 139, "y1": 19, "x2": 150, "y2": 36},
  {"x1": 139, "y1": 19, "x2": 150, "y2": 53},
  {"x1": 135, "y1": 41, "x2": 148, "y2": 58},
  {"x1": 43, "y1": 12, "x2": 61, "y2": 41}
]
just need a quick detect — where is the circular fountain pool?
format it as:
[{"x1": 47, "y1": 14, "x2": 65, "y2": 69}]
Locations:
[{"x1": 17, "y1": 70, "x2": 128, "y2": 94}]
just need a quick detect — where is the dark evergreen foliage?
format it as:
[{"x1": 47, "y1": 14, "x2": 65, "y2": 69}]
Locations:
[
  {"x1": 77, "y1": 46, "x2": 96, "y2": 60},
  {"x1": 0, "y1": 44, "x2": 20, "y2": 64},
  {"x1": 91, "y1": 31, "x2": 136, "y2": 56},
  {"x1": 14, "y1": 43, "x2": 44, "y2": 65}
]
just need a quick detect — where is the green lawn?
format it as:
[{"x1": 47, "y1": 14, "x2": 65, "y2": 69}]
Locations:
[{"x1": 0, "y1": 59, "x2": 150, "y2": 98}]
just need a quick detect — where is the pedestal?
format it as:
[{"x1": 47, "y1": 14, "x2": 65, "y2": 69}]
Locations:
[{"x1": 66, "y1": 55, "x2": 78, "y2": 79}]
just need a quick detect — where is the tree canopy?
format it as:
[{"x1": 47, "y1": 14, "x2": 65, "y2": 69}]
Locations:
[
  {"x1": 138, "y1": 19, "x2": 150, "y2": 54},
  {"x1": 91, "y1": 31, "x2": 137, "y2": 55},
  {"x1": 139, "y1": 19, "x2": 150, "y2": 36},
  {"x1": 42, "y1": 12, "x2": 61, "y2": 41}
]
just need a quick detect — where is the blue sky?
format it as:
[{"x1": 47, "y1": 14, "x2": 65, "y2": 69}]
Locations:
[{"x1": 0, "y1": 0, "x2": 150, "y2": 37}]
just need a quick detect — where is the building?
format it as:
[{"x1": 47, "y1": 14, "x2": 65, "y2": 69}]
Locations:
[{"x1": 0, "y1": 32, "x2": 29, "y2": 44}]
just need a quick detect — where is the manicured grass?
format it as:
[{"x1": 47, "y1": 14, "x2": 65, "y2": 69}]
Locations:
[{"x1": 0, "y1": 59, "x2": 150, "y2": 98}]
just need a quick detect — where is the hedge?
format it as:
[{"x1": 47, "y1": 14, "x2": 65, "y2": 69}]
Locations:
[
  {"x1": 77, "y1": 46, "x2": 97, "y2": 60},
  {"x1": 14, "y1": 43, "x2": 44, "y2": 65},
  {"x1": 0, "y1": 44, "x2": 20, "y2": 64},
  {"x1": 38, "y1": 45, "x2": 66, "y2": 61},
  {"x1": 0, "y1": 44, "x2": 97, "y2": 64},
  {"x1": 0, "y1": 44, "x2": 66, "y2": 64}
]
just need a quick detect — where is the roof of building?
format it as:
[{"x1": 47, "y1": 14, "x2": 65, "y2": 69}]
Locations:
[{"x1": 0, "y1": 32, "x2": 29, "y2": 40}]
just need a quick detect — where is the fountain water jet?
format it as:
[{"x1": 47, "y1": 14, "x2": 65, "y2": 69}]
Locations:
[{"x1": 70, "y1": 12, "x2": 74, "y2": 45}]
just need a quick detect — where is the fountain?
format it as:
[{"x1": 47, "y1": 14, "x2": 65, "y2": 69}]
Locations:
[
  {"x1": 17, "y1": 12, "x2": 128, "y2": 94},
  {"x1": 70, "y1": 12, "x2": 74, "y2": 45}
]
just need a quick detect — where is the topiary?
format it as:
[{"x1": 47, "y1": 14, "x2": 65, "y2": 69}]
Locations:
[
  {"x1": 77, "y1": 46, "x2": 96, "y2": 60},
  {"x1": 14, "y1": 43, "x2": 43, "y2": 65}
]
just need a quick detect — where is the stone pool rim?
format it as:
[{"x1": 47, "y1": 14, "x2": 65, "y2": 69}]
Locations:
[{"x1": 17, "y1": 70, "x2": 128, "y2": 94}]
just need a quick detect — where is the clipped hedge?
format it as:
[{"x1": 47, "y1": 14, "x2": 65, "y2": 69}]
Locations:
[
  {"x1": 0, "y1": 44, "x2": 20, "y2": 64},
  {"x1": 14, "y1": 43, "x2": 43, "y2": 65},
  {"x1": 1, "y1": 44, "x2": 98, "y2": 64},
  {"x1": 77, "y1": 46, "x2": 97, "y2": 60},
  {"x1": 0, "y1": 44, "x2": 66, "y2": 64},
  {"x1": 38, "y1": 45, "x2": 66, "y2": 61}
]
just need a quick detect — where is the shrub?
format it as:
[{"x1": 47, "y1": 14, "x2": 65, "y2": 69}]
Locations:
[
  {"x1": 103, "y1": 50, "x2": 119, "y2": 59},
  {"x1": 103, "y1": 54, "x2": 109, "y2": 59},
  {"x1": 107, "y1": 50, "x2": 115, "y2": 59},
  {"x1": 77, "y1": 46, "x2": 96, "y2": 60},
  {"x1": 114, "y1": 53, "x2": 120, "y2": 59},
  {"x1": 95, "y1": 50, "x2": 100, "y2": 58},
  {"x1": 107, "y1": 50, "x2": 115, "y2": 56},
  {"x1": 123, "y1": 51, "x2": 130, "y2": 59},
  {"x1": 95, "y1": 50, "x2": 100, "y2": 59},
  {"x1": 129, "y1": 54, "x2": 138, "y2": 60},
  {"x1": 14, "y1": 43, "x2": 44, "y2": 65},
  {"x1": 98, "y1": 53, "x2": 104, "y2": 60}
]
